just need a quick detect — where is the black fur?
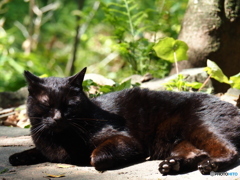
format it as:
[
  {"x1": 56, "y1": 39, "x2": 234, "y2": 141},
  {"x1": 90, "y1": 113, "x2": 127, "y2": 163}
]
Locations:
[{"x1": 9, "y1": 67, "x2": 240, "y2": 175}]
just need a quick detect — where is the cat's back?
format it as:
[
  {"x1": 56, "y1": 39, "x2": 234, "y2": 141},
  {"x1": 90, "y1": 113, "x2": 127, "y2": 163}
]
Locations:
[
  {"x1": 93, "y1": 88, "x2": 210, "y2": 111},
  {"x1": 92, "y1": 88, "x2": 239, "y2": 121}
]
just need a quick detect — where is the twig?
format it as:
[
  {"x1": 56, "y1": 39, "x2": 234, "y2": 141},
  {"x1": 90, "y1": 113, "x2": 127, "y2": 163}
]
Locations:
[
  {"x1": 173, "y1": 51, "x2": 179, "y2": 75},
  {"x1": 198, "y1": 75, "x2": 211, "y2": 92}
]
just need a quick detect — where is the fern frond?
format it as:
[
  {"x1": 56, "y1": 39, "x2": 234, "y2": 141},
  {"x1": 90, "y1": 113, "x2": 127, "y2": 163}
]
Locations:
[
  {"x1": 131, "y1": 11, "x2": 145, "y2": 21},
  {"x1": 128, "y1": 3, "x2": 138, "y2": 12},
  {"x1": 135, "y1": 26, "x2": 150, "y2": 35},
  {"x1": 108, "y1": 9, "x2": 128, "y2": 16},
  {"x1": 123, "y1": 0, "x2": 135, "y2": 37},
  {"x1": 107, "y1": 2, "x2": 126, "y2": 8},
  {"x1": 132, "y1": 12, "x2": 147, "y2": 28}
]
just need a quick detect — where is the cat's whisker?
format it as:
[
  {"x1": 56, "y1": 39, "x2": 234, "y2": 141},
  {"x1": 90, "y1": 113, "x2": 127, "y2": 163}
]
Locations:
[
  {"x1": 30, "y1": 121, "x2": 43, "y2": 127},
  {"x1": 69, "y1": 122, "x2": 88, "y2": 134},
  {"x1": 36, "y1": 125, "x2": 47, "y2": 143},
  {"x1": 68, "y1": 118, "x2": 107, "y2": 122},
  {"x1": 69, "y1": 122, "x2": 89, "y2": 144},
  {"x1": 31, "y1": 124, "x2": 44, "y2": 134},
  {"x1": 31, "y1": 126, "x2": 44, "y2": 138},
  {"x1": 31, "y1": 124, "x2": 46, "y2": 143}
]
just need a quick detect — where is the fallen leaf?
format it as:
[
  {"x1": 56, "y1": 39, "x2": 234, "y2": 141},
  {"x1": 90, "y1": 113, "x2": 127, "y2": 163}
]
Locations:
[
  {"x1": 57, "y1": 164, "x2": 72, "y2": 168},
  {"x1": 46, "y1": 174, "x2": 65, "y2": 178}
]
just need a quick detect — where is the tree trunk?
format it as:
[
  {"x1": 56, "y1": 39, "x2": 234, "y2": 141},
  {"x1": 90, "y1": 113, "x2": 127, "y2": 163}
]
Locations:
[{"x1": 173, "y1": 0, "x2": 240, "y2": 92}]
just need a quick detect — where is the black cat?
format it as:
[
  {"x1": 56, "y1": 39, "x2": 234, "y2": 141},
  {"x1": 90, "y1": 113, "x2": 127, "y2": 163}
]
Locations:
[{"x1": 9, "y1": 67, "x2": 240, "y2": 175}]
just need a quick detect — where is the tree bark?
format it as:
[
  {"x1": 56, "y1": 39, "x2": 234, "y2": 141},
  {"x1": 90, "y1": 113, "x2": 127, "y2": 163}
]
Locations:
[{"x1": 173, "y1": 0, "x2": 240, "y2": 92}]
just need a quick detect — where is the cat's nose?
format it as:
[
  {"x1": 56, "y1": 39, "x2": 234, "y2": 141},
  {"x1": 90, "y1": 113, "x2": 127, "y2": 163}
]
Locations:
[{"x1": 53, "y1": 109, "x2": 62, "y2": 120}]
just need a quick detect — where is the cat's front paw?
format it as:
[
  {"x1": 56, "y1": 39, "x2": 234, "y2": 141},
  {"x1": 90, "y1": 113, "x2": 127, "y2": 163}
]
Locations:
[
  {"x1": 198, "y1": 159, "x2": 218, "y2": 175},
  {"x1": 159, "y1": 157, "x2": 181, "y2": 175},
  {"x1": 9, "y1": 152, "x2": 30, "y2": 166},
  {"x1": 9, "y1": 148, "x2": 47, "y2": 166}
]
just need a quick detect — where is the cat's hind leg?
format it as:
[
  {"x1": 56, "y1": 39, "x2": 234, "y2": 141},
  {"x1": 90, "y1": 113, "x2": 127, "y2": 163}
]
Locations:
[
  {"x1": 189, "y1": 127, "x2": 239, "y2": 175},
  {"x1": 90, "y1": 135, "x2": 144, "y2": 171},
  {"x1": 159, "y1": 140, "x2": 208, "y2": 175}
]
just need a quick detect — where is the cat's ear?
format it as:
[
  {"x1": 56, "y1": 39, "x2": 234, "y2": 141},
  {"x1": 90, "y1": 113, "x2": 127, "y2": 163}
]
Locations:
[
  {"x1": 24, "y1": 71, "x2": 43, "y2": 85},
  {"x1": 24, "y1": 71, "x2": 45, "y2": 96},
  {"x1": 68, "y1": 67, "x2": 87, "y2": 89}
]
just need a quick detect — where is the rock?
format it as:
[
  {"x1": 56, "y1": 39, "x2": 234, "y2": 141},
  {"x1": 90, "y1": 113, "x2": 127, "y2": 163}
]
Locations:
[
  {"x1": 122, "y1": 75, "x2": 144, "y2": 84},
  {"x1": 84, "y1": 74, "x2": 115, "y2": 86},
  {"x1": 0, "y1": 87, "x2": 28, "y2": 108},
  {"x1": 122, "y1": 73, "x2": 154, "y2": 85},
  {"x1": 141, "y1": 68, "x2": 212, "y2": 91},
  {"x1": 225, "y1": 88, "x2": 240, "y2": 97},
  {"x1": 218, "y1": 88, "x2": 240, "y2": 106}
]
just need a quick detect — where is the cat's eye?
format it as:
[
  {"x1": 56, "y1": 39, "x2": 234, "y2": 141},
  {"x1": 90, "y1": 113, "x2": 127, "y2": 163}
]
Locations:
[
  {"x1": 67, "y1": 96, "x2": 80, "y2": 106},
  {"x1": 68, "y1": 100, "x2": 76, "y2": 106}
]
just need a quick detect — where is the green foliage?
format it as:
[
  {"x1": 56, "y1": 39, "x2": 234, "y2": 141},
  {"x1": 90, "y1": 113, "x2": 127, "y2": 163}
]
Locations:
[
  {"x1": 101, "y1": 0, "x2": 187, "y2": 77},
  {"x1": 204, "y1": 60, "x2": 229, "y2": 84},
  {"x1": 99, "y1": 79, "x2": 132, "y2": 94},
  {"x1": 229, "y1": 73, "x2": 240, "y2": 89},
  {"x1": 0, "y1": 0, "x2": 76, "y2": 91},
  {"x1": 24, "y1": 124, "x2": 31, "y2": 129},
  {"x1": 0, "y1": 0, "x2": 188, "y2": 92},
  {"x1": 102, "y1": 0, "x2": 163, "y2": 74},
  {"x1": 154, "y1": 37, "x2": 194, "y2": 92},
  {"x1": 82, "y1": 79, "x2": 135, "y2": 98},
  {"x1": 0, "y1": 168, "x2": 8, "y2": 174},
  {"x1": 153, "y1": 37, "x2": 188, "y2": 63},
  {"x1": 164, "y1": 74, "x2": 202, "y2": 92},
  {"x1": 204, "y1": 60, "x2": 240, "y2": 89}
]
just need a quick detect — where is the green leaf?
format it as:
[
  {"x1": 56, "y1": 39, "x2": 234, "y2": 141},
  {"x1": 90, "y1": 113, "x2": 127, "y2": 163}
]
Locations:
[
  {"x1": 133, "y1": 12, "x2": 147, "y2": 27},
  {"x1": 185, "y1": 82, "x2": 203, "y2": 89},
  {"x1": 204, "y1": 60, "x2": 229, "y2": 84},
  {"x1": 0, "y1": 168, "x2": 8, "y2": 174},
  {"x1": 108, "y1": 9, "x2": 128, "y2": 16},
  {"x1": 107, "y1": 2, "x2": 126, "y2": 8},
  {"x1": 24, "y1": 124, "x2": 31, "y2": 128},
  {"x1": 82, "y1": 79, "x2": 98, "y2": 92},
  {"x1": 39, "y1": 74, "x2": 48, "y2": 78},
  {"x1": 99, "y1": 85, "x2": 114, "y2": 94},
  {"x1": 115, "y1": 79, "x2": 131, "y2": 91},
  {"x1": 153, "y1": 37, "x2": 188, "y2": 63},
  {"x1": 128, "y1": 3, "x2": 138, "y2": 12},
  {"x1": 229, "y1": 73, "x2": 240, "y2": 89}
]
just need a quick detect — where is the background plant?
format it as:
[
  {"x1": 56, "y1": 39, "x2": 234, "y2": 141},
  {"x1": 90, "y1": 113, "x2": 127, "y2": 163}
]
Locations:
[
  {"x1": 152, "y1": 37, "x2": 202, "y2": 92},
  {"x1": 82, "y1": 79, "x2": 138, "y2": 98},
  {"x1": 0, "y1": 0, "x2": 188, "y2": 92},
  {"x1": 103, "y1": 0, "x2": 157, "y2": 74},
  {"x1": 204, "y1": 60, "x2": 240, "y2": 90}
]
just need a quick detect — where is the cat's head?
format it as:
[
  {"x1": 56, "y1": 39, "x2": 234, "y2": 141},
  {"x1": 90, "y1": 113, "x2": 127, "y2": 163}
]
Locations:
[{"x1": 24, "y1": 67, "x2": 90, "y2": 132}]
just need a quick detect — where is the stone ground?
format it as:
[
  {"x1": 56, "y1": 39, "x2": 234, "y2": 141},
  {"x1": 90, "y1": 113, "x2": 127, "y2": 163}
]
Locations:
[{"x1": 0, "y1": 126, "x2": 240, "y2": 180}]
